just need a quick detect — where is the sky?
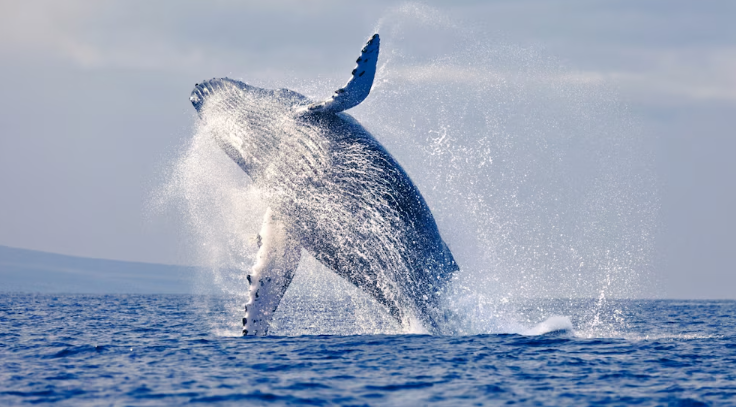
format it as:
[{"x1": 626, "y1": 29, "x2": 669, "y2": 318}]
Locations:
[{"x1": 0, "y1": 1, "x2": 734, "y2": 299}]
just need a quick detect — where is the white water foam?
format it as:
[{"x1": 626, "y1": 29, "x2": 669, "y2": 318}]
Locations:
[{"x1": 519, "y1": 316, "x2": 574, "y2": 336}]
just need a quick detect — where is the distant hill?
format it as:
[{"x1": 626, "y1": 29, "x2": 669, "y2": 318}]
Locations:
[{"x1": 0, "y1": 245, "x2": 198, "y2": 294}]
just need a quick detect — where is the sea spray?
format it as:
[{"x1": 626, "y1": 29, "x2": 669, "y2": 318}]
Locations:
[
  {"x1": 156, "y1": 5, "x2": 657, "y2": 336},
  {"x1": 356, "y1": 5, "x2": 658, "y2": 335}
]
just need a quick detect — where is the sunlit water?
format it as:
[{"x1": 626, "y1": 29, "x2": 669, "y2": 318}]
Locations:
[{"x1": 2, "y1": 294, "x2": 734, "y2": 405}]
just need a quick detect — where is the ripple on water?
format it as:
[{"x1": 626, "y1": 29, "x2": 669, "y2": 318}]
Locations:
[{"x1": 1, "y1": 294, "x2": 735, "y2": 406}]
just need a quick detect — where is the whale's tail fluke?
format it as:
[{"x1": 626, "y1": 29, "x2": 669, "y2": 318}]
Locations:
[{"x1": 305, "y1": 34, "x2": 380, "y2": 114}]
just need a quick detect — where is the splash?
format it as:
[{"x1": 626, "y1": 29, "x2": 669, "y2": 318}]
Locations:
[{"x1": 156, "y1": 5, "x2": 657, "y2": 337}]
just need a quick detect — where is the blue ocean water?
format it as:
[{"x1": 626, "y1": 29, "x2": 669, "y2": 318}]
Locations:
[{"x1": 1, "y1": 294, "x2": 734, "y2": 406}]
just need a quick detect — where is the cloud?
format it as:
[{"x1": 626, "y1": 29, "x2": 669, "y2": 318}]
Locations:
[
  {"x1": 2, "y1": 0, "x2": 733, "y2": 105},
  {"x1": 380, "y1": 64, "x2": 607, "y2": 89},
  {"x1": 0, "y1": 1, "x2": 378, "y2": 77},
  {"x1": 611, "y1": 47, "x2": 736, "y2": 103}
]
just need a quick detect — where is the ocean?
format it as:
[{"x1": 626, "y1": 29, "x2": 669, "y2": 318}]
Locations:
[{"x1": 1, "y1": 293, "x2": 734, "y2": 406}]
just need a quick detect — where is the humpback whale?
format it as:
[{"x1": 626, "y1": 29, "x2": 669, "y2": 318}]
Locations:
[{"x1": 190, "y1": 34, "x2": 458, "y2": 335}]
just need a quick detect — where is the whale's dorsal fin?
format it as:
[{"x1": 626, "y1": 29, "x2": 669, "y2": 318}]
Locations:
[{"x1": 306, "y1": 34, "x2": 379, "y2": 113}]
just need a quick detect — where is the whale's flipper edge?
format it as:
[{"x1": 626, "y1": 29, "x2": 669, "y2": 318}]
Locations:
[
  {"x1": 305, "y1": 34, "x2": 379, "y2": 113},
  {"x1": 243, "y1": 208, "x2": 302, "y2": 336}
]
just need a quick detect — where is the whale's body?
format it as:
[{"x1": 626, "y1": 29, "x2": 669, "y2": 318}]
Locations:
[{"x1": 190, "y1": 35, "x2": 458, "y2": 335}]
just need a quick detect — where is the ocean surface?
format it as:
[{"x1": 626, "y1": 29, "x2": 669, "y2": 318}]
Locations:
[{"x1": 1, "y1": 293, "x2": 734, "y2": 406}]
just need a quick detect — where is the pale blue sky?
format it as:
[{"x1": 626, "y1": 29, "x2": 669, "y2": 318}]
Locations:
[{"x1": 0, "y1": 1, "x2": 734, "y2": 299}]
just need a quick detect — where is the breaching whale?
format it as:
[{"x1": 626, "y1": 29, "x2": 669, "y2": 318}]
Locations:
[{"x1": 190, "y1": 34, "x2": 458, "y2": 335}]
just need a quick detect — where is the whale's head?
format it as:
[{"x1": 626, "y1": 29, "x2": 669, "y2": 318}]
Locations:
[
  {"x1": 189, "y1": 34, "x2": 379, "y2": 183},
  {"x1": 190, "y1": 78, "x2": 312, "y2": 178},
  {"x1": 190, "y1": 79, "x2": 310, "y2": 114}
]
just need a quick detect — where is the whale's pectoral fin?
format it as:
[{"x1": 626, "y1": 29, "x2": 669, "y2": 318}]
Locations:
[
  {"x1": 305, "y1": 34, "x2": 379, "y2": 113},
  {"x1": 243, "y1": 208, "x2": 301, "y2": 336}
]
